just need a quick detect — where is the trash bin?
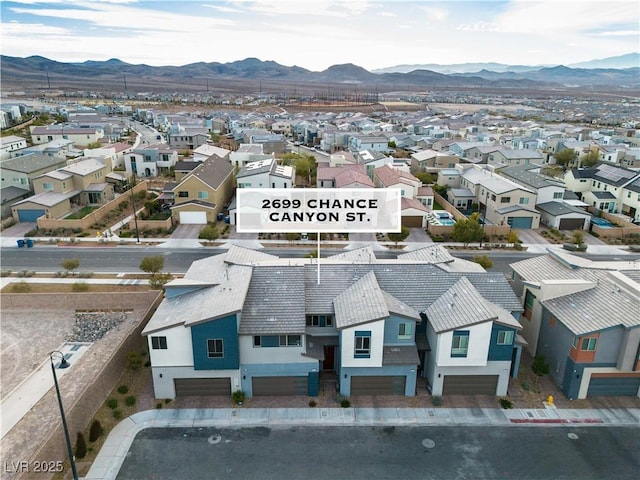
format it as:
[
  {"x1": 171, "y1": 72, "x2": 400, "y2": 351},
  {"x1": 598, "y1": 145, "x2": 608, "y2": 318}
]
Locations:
[
  {"x1": 26, "y1": 239, "x2": 34, "y2": 248},
  {"x1": 224, "y1": 216, "x2": 230, "y2": 224},
  {"x1": 17, "y1": 239, "x2": 25, "y2": 248},
  {"x1": 217, "y1": 212, "x2": 224, "y2": 221}
]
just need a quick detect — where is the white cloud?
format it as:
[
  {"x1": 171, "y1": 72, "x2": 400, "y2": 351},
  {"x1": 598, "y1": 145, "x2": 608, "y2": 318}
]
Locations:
[
  {"x1": 457, "y1": 22, "x2": 500, "y2": 32},
  {"x1": 591, "y1": 30, "x2": 640, "y2": 37},
  {"x1": 377, "y1": 11, "x2": 397, "y2": 17},
  {"x1": 420, "y1": 6, "x2": 448, "y2": 22},
  {"x1": 244, "y1": 0, "x2": 372, "y2": 18},
  {"x1": 202, "y1": 3, "x2": 244, "y2": 14},
  {"x1": 3, "y1": 21, "x2": 71, "y2": 36}
]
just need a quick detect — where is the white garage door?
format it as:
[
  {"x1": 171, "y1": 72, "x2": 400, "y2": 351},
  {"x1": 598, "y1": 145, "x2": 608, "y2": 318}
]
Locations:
[{"x1": 179, "y1": 211, "x2": 207, "y2": 224}]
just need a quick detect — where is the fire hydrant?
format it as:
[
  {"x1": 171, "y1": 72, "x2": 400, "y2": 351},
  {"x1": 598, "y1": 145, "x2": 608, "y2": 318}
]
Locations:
[{"x1": 547, "y1": 395, "x2": 554, "y2": 406}]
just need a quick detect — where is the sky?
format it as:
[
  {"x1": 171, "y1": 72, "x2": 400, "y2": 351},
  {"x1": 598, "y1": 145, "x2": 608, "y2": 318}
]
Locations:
[{"x1": 1, "y1": 0, "x2": 638, "y2": 71}]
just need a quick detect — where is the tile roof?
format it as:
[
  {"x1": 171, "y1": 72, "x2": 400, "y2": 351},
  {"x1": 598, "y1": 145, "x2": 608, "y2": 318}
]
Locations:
[
  {"x1": 326, "y1": 246, "x2": 377, "y2": 263},
  {"x1": 224, "y1": 244, "x2": 279, "y2": 265},
  {"x1": 401, "y1": 197, "x2": 429, "y2": 212},
  {"x1": 179, "y1": 155, "x2": 233, "y2": 190},
  {"x1": 239, "y1": 266, "x2": 306, "y2": 335},
  {"x1": 536, "y1": 201, "x2": 590, "y2": 216},
  {"x1": 334, "y1": 271, "x2": 388, "y2": 328},
  {"x1": 0, "y1": 154, "x2": 67, "y2": 173},
  {"x1": 397, "y1": 245, "x2": 455, "y2": 264},
  {"x1": 382, "y1": 345, "x2": 420, "y2": 365},
  {"x1": 334, "y1": 168, "x2": 374, "y2": 188},
  {"x1": 425, "y1": 277, "x2": 499, "y2": 333}
]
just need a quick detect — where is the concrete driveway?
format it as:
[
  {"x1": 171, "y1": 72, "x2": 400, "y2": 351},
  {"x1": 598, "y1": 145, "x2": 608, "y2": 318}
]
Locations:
[
  {"x1": 170, "y1": 224, "x2": 203, "y2": 239},
  {"x1": 406, "y1": 228, "x2": 432, "y2": 242}
]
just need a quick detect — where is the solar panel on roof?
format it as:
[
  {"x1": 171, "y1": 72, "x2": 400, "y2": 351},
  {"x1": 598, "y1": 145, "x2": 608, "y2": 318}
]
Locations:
[{"x1": 597, "y1": 164, "x2": 634, "y2": 183}]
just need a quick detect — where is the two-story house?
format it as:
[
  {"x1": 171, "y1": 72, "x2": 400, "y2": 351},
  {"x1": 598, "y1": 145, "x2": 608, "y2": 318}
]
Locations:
[
  {"x1": 499, "y1": 164, "x2": 590, "y2": 230},
  {"x1": 144, "y1": 245, "x2": 524, "y2": 399},
  {"x1": 510, "y1": 251, "x2": 640, "y2": 399},
  {"x1": 0, "y1": 135, "x2": 28, "y2": 160},
  {"x1": 171, "y1": 155, "x2": 234, "y2": 224},
  {"x1": 30, "y1": 125, "x2": 104, "y2": 147},
  {"x1": 125, "y1": 144, "x2": 179, "y2": 178},
  {"x1": 316, "y1": 164, "x2": 374, "y2": 189}
]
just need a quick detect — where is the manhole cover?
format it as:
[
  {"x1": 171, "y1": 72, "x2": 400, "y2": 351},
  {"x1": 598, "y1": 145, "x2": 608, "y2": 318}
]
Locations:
[
  {"x1": 568, "y1": 433, "x2": 578, "y2": 440},
  {"x1": 422, "y1": 438, "x2": 436, "y2": 449},
  {"x1": 208, "y1": 434, "x2": 222, "y2": 445}
]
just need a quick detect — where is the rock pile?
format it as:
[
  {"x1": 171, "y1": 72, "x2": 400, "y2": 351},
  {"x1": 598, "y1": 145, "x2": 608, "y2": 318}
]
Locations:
[{"x1": 67, "y1": 311, "x2": 129, "y2": 342}]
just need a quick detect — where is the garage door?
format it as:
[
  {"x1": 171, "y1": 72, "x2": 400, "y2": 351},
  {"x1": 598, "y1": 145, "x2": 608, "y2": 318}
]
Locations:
[
  {"x1": 174, "y1": 378, "x2": 231, "y2": 396},
  {"x1": 351, "y1": 376, "x2": 406, "y2": 395},
  {"x1": 402, "y1": 216, "x2": 423, "y2": 228},
  {"x1": 252, "y1": 376, "x2": 307, "y2": 396},
  {"x1": 587, "y1": 376, "x2": 640, "y2": 397},
  {"x1": 442, "y1": 375, "x2": 498, "y2": 395},
  {"x1": 508, "y1": 217, "x2": 533, "y2": 229},
  {"x1": 558, "y1": 218, "x2": 585, "y2": 230},
  {"x1": 17, "y1": 209, "x2": 45, "y2": 222},
  {"x1": 179, "y1": 211, "x2": 207, "y2": 224}
]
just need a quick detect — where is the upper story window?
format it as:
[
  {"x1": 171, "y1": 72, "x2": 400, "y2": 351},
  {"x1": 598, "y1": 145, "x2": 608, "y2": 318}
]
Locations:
[
  {"x1": 451, "y1": 330, "x2": 469, "y2": 357},
  {"x1": 178, "y1": 191, "x2": 189, "y2": 197},
  {"x1": 197, "y1": 191, "x2": 208, "y2": 199},
  {"x1": 398, "y1": 323, "x2": 413, "y2": 340},
  {"x1": 580, "y1": 337, "x2": 597, "y2": 351},
  {"x1": 207, "y1": 338, "x2": 224, "y2": 358},
  {"x1": 553, "y1": 192, "x2": 563, "y2": 199},
  {"x1": 279, "y1": 335, "x2": 301, "y2": 347},
  {"x1": 497, "y1": 330, "x2": 514, "y2": 345},
  {"x1": 354, "y1": 331, "x2": 371, "y2": 358},
  {"x1": 501, "y1": 197, "x2": 511, "y2": 203},
  {"x1": 42, "y1": 182, "x2": 53, "y2": 190},
  {"x1": 519, "y1": 197, "x2": 529, "y2": 205},
  {"x1": 151, "y1": 336, "x2": 167, "y2": 350},
  {"x1": 306, "y1": 315, "x2": 333, "y2": 327}
]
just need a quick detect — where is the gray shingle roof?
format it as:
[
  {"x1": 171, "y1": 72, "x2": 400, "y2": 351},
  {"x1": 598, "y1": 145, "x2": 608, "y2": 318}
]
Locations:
[
  {"x1": 239, "y1": 266, "x2": 306, "y2": 335},
  {"x1": 536, "y1": 201, "x2": 590, "y2": 216},
  {"x1": 224, "y1": 244, "x2": 279, "y2": 266},
  {"x1": 425, "y1": 277, "x2": 498, "y2": 333},
  {"x1": 382, "y1": 291, "x2": 421, "y2": 320},
  {"x1": 0, "y1": 154, "x2": 67, "y2": 173}
]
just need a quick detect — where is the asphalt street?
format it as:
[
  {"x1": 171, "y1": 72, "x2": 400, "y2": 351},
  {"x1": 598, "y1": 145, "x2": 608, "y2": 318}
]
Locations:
[{"x1": 116, "y1": 425, "x2": 640, "y2": 480}]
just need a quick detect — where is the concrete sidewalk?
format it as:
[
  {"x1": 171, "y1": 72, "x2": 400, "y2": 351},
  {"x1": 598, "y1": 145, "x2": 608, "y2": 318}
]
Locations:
[{"x1": 85, "y1": 406, "x2": 640, "y2": 480}]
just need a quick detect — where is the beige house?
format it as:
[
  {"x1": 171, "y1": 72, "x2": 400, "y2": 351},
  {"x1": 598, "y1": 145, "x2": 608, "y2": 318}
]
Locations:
[{"x1": 171, "y1": 155, "x2": 234, "y2": 224}]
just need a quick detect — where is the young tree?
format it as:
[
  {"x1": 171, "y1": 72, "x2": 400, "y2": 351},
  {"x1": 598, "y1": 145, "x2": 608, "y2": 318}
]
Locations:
[
  {"x1": 579, "y1": 151, "x2": 599, "y2": 168},
  {"x1": 61, "y1": 258, "x2": 80, "y2": 276},
  {"x1": 571, "y1": 230, "x2": 585, "y2": 246},
  {"x1": 472, "y1": 254, "x2": 494, "y2": 270},
  {"x1": 553, "y1": 149, "x2": 576, "y2": 168},
  {"x1": 139, "y1": 255, "x2": 164, "y2": 275},
  {"x1": 451, "y1": 213, "x2": 484, "y2": 247},
  {"x1": 388, "y1": 226, "x2": 410, "y2": 246}
]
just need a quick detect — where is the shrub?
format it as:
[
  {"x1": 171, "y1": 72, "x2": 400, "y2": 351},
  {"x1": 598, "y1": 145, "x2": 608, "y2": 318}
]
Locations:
[
  {"x1": 78, "y1": 271, "x2": 94, "y2": 278},
  {"x1": 520, "y1": 381, "x2": 531, "y2": 391},
  {"x1": 156, "y1": 403, "x2": 163, "y2": 409},
  {"x1": 232, "y1": 390, "x2": 245, "y2": 404},
  {"x1": 112, "y1": 409, "x2": 123, "y2": 420},
  {"x1": 10, "y1": 281, "x2": 31, "y2": 293},
  {"x1": 340, "y1": 398, "x2": 351, "y2": 408},
  {"x1": 127, "y1": 352, "x2": 142, "y2": 370},
  {"x1": 71, "y1": 281, "x2": 90, "y2": 292},
  {"x1": 89, "y1": 420, "x2": 103, "y2": 442},
  {"x1": 499, "y1": 398, "x2": 514, "y2": 409},
  {"x1": 198, "y1": 224, "x2": 219, "y2": 241},
  {"x1": 472, "y1": 254, "x2": 493, "y2": 269},
  {"x1": 431, "y1": 396, "x2": 443, "y2": 406},
  {"x1": 106, "y1": 398, "x2": 118, "y2": 409},
  {"x1": 125, "y1": 395, "x2": 136, "y2": 406},
  {"x1": 0, "y1": 270, "x2": 12, "y2": 277},
  {"x1": 308, "y1": 400, "x2": 317, "y2": 407},
  {"x1": 75, "y1": 432, "x2": 87, "y2": 459},
  {"x1": 164, "y1": 399, "x2": 172, "y2": 404},
  {"x1": 532, "y1": 355, "x2": 550, "y2": 376},
  {"x1": 117, "y1": 385, "x2": 129, "y2": 394}
]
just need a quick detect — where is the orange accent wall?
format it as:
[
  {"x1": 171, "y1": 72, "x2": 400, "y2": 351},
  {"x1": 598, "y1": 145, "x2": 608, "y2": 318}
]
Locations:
[{"x1": 569, "y1": 334, "x2": 599, "y2": 363}]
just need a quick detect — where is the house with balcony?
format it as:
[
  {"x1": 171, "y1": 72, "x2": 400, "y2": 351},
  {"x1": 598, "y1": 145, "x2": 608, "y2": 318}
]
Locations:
[
  {"x1": 143, "y1": 245, "x2": 524, "y2": 399},
  {"x1": 171, "y1": 155, "x2": 234, "y2": 224},
  {"x1": 125, "y1": 144, "x2": 179, "y2": 178},
  {"x1": 510, "y1": 251, "x2": 640, "y2": 399}
]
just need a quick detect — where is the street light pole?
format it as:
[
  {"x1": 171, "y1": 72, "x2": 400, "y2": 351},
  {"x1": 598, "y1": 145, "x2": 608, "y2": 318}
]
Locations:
[
  {"x1": 130, "y1": 171, "x2": 141, "y2": 244},
  {"x1": 49, "y1": 351, "x2": 79, "y2": 480}
]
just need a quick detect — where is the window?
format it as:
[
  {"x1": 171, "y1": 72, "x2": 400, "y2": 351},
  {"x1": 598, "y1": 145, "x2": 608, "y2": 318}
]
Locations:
[
  {"x1": 497, "y1": 330, "x2": 514, "y2": 345},
  {"x1": 572, "y1": 337, "x2": 579, "y2": 349},
  {"x1": 491, "y1": 194, "x2": 496, "y2": 201},
  {"x1": 207, "y1": 338, "x2": 224, "y2": 358},
  {"x1": 178, "y1": 191, "x2": 189, "y2": 197},
  {"x1": 197, "y1": 191, "x2": 208, "y2": 199},
  {"x1": 451, "y1": 331, "x2": 469, "y2": 357},
  {"x1": 151, "y1": 336, "x2": 167, "y2": 350},
  {"x1": 553, "y1": 192, "x2": 563, "y2": 199},
  {"x1": 306, "y1": 315, "x2": 333, "y2": 327},
  {"x1": 519, "y1": 197, "x2": 529, "y2": 205},
  {"x1": 42, "y1": 182, "x2": 53, "y2": 190},
  {"x1": 500, "y1": 197, "x2": 511, "y2": 203},
  {"x1": 398, "y1": 323, "x2": 413, "y2": 340},
  {"x1": 354, "y1": 331, "x2": 371, "y2": 358},
  {"x1": 580, "y1": 337, "x2": 597, "y2": 351},
  {"x1": 279, "y1": 335, "x2": 301, "y2": 346}
]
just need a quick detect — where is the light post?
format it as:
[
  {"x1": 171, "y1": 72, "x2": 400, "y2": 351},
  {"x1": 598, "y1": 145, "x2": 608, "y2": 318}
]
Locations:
[
  {"x1": 49, "y1": 351, "x2": 79, "y2": 480},
  {"x1": 130, "y1": 171, "x2": 141, "y2": 244}
]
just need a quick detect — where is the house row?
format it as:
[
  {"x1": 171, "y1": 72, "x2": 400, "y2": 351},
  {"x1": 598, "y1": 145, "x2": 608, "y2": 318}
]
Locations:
[
  {"x1": 143, "y1": 244, "x2": 525, "y2": 399},
  {"x1": 510, "y1": 250, "x2": 640, "y2": 399}
]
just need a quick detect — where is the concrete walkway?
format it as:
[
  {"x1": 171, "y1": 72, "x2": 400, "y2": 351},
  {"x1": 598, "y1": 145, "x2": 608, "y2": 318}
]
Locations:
[{"x1": 85, "y1": 406, "x2": 640, "y2": 480}]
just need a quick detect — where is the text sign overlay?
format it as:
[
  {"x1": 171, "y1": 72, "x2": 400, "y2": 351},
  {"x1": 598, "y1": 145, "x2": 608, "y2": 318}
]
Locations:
[{"x1": 236, "y1": 188, "x2": 401, "y2": 233}]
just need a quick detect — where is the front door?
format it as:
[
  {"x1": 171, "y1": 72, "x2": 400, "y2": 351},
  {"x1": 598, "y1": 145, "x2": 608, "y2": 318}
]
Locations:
[{"x1": 322, "y1": 345, "x2": 335, "y2": 371}]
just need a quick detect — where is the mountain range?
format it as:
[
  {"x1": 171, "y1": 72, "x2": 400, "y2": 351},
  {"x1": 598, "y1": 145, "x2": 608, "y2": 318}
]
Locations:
[{"x1": 1, "y1": 54, "x2": 638, "y2": 93}]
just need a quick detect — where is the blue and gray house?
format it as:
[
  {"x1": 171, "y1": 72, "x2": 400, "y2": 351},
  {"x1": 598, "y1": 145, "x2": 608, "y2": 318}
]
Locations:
[{"x1": 143, "y1": 245, "x2": 525, "y2": 399}]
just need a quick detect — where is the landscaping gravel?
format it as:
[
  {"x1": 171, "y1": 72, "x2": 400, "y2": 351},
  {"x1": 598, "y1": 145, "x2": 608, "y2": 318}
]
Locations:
[{"x1": 67, "y1": 311, "x2": 129, "y2": 342}]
